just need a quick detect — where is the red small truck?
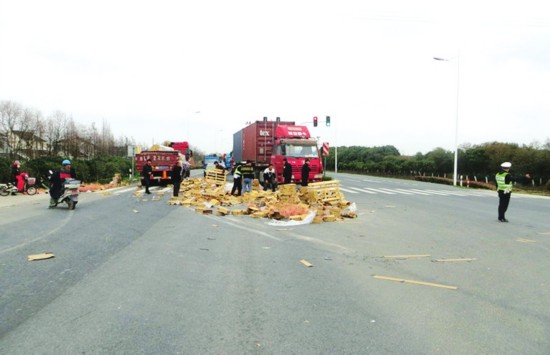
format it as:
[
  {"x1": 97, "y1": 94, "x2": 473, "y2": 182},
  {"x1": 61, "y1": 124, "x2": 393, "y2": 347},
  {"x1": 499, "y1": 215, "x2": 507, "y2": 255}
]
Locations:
[{"x1": 135, "y1": 142, "x2": 190, "y2": 185}]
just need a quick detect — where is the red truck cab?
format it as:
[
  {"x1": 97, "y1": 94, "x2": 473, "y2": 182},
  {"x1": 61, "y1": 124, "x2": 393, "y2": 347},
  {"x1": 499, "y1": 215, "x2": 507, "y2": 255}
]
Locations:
[{"x1": 271, "y1": 125, "x2": 323, "y2": 184}]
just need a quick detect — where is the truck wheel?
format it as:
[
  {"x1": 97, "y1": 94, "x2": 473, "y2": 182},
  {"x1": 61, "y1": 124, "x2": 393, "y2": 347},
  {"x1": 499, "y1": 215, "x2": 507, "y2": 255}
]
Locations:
[{"x1": 26, "y1": 186, "x2": 37, "y2": 195}]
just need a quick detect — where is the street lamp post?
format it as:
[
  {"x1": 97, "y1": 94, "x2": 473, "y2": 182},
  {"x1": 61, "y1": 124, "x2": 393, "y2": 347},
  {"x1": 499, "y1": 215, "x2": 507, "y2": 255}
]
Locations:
[
  {"x1": 334, "y1": 125, "x2": 338, "y2": 173},
  {"x1": 434, "y1": 53, "x2": 460, "y2": 186}
]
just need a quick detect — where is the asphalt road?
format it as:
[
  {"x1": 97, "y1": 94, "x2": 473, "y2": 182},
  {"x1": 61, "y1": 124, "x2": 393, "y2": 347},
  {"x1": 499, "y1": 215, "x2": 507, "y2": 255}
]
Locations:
[{"x1": 1, "y1": 173, "x2": 549, "y2": 354}]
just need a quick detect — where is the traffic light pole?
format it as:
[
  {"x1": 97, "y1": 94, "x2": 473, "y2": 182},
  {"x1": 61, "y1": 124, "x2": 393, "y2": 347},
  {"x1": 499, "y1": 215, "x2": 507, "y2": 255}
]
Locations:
[{"x1": 311, "y1": 115, "x2": 337, "y2": 173}]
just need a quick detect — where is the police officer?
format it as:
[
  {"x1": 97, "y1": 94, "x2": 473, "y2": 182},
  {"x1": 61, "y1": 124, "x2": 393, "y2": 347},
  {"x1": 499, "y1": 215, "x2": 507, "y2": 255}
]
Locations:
[
  {"x1": 230, "y1": 162, "x2": 243, "y2": 196},
  {"x1": 495, "y1": 162, "x2": 530, "y2": 222}
]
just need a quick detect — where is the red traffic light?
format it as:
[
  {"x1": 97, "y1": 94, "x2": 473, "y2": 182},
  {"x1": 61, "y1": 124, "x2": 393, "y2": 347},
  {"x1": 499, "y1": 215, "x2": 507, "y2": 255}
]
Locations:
[{"x1": 313, "y1": 116, "x2": 318, "y2": 127}]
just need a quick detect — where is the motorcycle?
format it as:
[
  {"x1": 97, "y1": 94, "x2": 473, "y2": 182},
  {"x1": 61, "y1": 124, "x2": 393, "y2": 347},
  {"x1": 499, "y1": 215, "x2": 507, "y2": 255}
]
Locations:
[
  {"x1": 0, "y1": 172, "x2": 37, "y2": 196},
  {"x1": 49, "y1": 178, "x2": 80, "y2": 209},
  {"x1": 0, "y1": 183, "x2": 15, "y2": 196}
]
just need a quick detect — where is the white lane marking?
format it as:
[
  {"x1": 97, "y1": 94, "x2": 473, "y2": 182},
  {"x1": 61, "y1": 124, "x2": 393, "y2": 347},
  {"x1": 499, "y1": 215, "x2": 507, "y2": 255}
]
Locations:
[
  {"x1": 383, "y1": 189, "x2": 414, "y2": 195},
  {"x1": 349, "y1": 187, "x2": 376, "y2": 194},
  {"x1": 413, "y1": 189, "x2": 453, "y2": 196},
  {"x1": 363, "y1": 187, "x2": 396, "y2": 195},
  {"x1": 203, "y1": 215, "x2": 282, "y2": 242},
  {"x1": 423, "y1": 189, "x2": 468, "y2": 196},
  {"x1": 113, "y1": 187, "x2": 138, "y2": 195},
  {"x1": 398, "y1": 188, "x2": 430, "y2": 195},
  {"x1": 290, "y1": 233, "x2": 351, "y2": 252},
  {"x1": 339, "y1": 187, "x2": 359, "y2": 194}
]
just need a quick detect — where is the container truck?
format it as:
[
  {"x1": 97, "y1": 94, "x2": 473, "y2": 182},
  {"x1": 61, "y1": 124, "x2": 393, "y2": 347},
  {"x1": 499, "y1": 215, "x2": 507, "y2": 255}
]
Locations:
[{"x1": 232, "y1": 119, "x2": 323, "y2": 184}]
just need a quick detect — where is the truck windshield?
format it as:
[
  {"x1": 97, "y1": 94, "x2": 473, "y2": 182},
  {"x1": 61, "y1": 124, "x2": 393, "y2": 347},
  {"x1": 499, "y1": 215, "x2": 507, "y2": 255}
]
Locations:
[{"x1": 285, "y1": 144, "x2": 318, "y2": 158}]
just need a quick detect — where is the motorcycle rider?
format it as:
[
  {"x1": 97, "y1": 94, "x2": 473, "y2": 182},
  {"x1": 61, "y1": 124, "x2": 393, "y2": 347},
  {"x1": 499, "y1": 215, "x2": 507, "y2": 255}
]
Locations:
[
  {"x1": 10, "y1": 161, "x2": 21, "y2": 195},
  {"x1": 49, "y1": 159, "x2": 76, "y2": 208}
]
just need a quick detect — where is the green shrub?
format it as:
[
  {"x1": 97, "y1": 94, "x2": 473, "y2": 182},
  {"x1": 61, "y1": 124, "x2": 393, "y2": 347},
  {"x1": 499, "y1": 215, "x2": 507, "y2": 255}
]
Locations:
[{"x1": 16, "y1": 156, "x2": 133, "y2": 184}]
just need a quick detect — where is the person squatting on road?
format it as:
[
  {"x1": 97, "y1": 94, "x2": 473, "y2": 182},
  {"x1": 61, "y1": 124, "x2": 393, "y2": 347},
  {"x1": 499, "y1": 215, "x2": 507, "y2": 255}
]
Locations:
[
  {"x1": 171, "y1": 160, "x2": 183, "y2": 197},
  {"x1": 142, "y1": 159, "x2": 153, "y2": 194},
  {"x1": 241, "y1": 161, "x2": 255, "y2": 193},
  {"x1": 230, "y1": 162, "x2": 243, "y2": 196},
  {"x1": 495, "y1": 161, "x2": 530, "y2": 222},
  {"x1": 49, "y1": 159, "x2": 76, "y2": 207},
  {"x1": 263, "y1": 163, "x2": 277, "y2": 192}
]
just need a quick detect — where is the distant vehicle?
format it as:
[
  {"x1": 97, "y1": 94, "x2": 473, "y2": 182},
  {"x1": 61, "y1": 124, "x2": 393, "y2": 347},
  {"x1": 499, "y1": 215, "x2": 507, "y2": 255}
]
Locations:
[
  {"x1": 232, "y1": 118, "x2": 323, "y2": 183},
  {"x1": 224, "y1": 153, "x2": 234, "y2": 169},
  {"x1": 169, "y1": 141, "x2": 192, "y2": 160},
  {"x1": 202, "y1": 154, "x2": 221, "y2": 169}
]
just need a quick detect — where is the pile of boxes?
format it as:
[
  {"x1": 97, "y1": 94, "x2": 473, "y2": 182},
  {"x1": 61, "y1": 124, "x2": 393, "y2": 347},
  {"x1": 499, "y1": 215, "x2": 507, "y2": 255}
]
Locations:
[{"x1": 167, "y1": 178, "x2": 357, "y2": 223}]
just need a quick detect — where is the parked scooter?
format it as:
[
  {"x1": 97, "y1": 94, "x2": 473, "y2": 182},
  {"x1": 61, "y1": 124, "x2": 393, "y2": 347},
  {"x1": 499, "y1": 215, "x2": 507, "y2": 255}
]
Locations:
[
  {"x1": 0, "y1": 172, "x2": 37, "y2": 196},
  {"x1": 0, "y1": 182, "x2": 15, "y2": 196},
  {"x1": 49, "y1": 178, "x2": 80, "y2": 209}
]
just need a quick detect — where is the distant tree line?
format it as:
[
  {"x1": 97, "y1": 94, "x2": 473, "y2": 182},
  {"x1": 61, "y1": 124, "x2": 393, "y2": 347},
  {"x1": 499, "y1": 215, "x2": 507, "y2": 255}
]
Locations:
[
  {"x1": 324, "y1": 142, "x2": 550, "y2": 190},
  {"x1": 0, "y1": 100, "x2": 207, "y2": 185},
  {"x1": 0, "y1": 100, "x2": 139, "y2": 185},
  {"x1": 0, "y1": 100, "x2": 136, "y2": 160}
]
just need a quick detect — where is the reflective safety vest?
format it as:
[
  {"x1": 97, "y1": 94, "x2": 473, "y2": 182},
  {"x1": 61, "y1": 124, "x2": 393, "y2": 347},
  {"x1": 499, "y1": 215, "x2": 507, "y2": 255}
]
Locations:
[
  {"x1": 496, "y1": 172, "x2": 512, "y2": 193},
  {"x1": 233, "y1": 165, "x2": 242, "y2": 177}
]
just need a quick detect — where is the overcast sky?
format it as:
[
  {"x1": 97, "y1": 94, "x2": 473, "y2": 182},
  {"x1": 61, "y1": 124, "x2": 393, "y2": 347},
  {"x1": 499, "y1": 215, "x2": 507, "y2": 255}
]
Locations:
[{"x1": 1, "y1": 0, "x2": 549, "y2": 155}]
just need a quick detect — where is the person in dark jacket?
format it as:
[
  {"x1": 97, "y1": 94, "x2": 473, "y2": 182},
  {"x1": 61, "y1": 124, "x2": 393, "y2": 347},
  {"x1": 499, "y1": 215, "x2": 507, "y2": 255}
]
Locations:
[
  {"x1": 49, "y1": 159, "x2": 76, "y2": 207},
  {"x1": 301, "y1": 159, "x2": 311, "y2": 187},
  {"x1": 241, "y1": 161, "x2": 255, "y2": 193},
  {"x1": 142, "y1": 159, "x2": 153, "y2": 194},
  {"x1": 231, "y1": 162, "x2": 243, "y2": 196},
  {"x1": 495, "y1": 161, "x2": 530, "y2": 222},
  {"x1": 214, "y1": 161, "x2": 225, "y2": 171},
  {"x1": 171, "y1": 161, "x2": 183, "y2": 197},
  {"x1": 283, "y1": 158, "x2": 292, "y2": 184}
]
